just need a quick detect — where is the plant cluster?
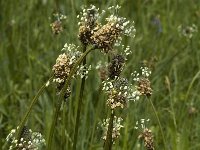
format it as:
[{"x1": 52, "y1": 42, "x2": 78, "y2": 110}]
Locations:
[{"x1": 4, "y1": 4, "x2": 160, "y2": 150}]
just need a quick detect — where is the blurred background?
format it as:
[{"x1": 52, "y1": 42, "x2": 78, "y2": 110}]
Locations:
[{"x1": 0, "y1": 0, "x2": 200, "y2": 149}]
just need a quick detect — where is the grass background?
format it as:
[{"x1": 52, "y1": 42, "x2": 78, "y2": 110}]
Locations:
[{"x1": 0, "y1": 0, "x2": 200, "y2": 149}]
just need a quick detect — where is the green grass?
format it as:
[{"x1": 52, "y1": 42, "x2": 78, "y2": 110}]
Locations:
[{"x1": 0, "y1": 0, "x2": 200, "y2": 149}]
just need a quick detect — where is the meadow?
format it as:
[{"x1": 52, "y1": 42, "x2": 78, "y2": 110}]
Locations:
[{"x1": 0, "y1": 0, "x2": 200, "y2": 149}]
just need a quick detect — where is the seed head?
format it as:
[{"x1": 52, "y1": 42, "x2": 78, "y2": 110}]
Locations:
[
  {"x1": 50, "y1": 20, "x2": 63, "y2": 34},
  {"x1": 20, "y1": 126, "x2": 32, "y2": 142},
  {"x1": 178, "y1": 24, "x2": 198, "y2": 39},
  {"x1": 52, "y1": 52, "x2": 73, "y2": 98},
  {"x1": 91, "y1": 14, "x2": 135, "y2": 53},
  {"x1": 78, "y1": 5, "x2": 100, "y2": 45},
  {"x1": 102, "y1": 116, "x2": 123, "y2": 141},
  {"x1": 91, "y1": 20, "x2": 122, "y2": 53},
  {"x1": 107, "y1": 89, "x2": 126, "y2": 109},
  {"x1": 52, "y1": 53, "x2": 71, "y2": 86},
  {"x1": 108, "y1": 54, "x2": 125, "y2": 79},
  {"x1": 103, "y1": 78, "x2": 129, "y2": 109},
  {"x1": 6, "y1": 127, "x2": 45, "y2": 150},
  {"x1": 99, "y1": 67, "x2": 108, "y2": 81},
  {"x1": 138, "y1": 128, "x2": 154, "y2": 150},
  {"x1": 136, "y1": 77, "x2": 152, "y2": 97}
]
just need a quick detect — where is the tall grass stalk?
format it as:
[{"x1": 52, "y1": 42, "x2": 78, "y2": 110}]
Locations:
[
  {"x1": 47, "y1": 46, "x2": 96, "y2": 150},
  {"x1": 16, "y1": 76, "x2": 53, "y2": 141},
  {"x1": 89, "y1": 84, "x2": 103, "y2": 149},
  {"x1": 148, "y1": 97, "x2": 167, "y2": 150},
  {"x1": 104, "y1": 111, "x2": 115, "y2": 150},
  {"x1": 73, "y1": 45, "x2": 87, "y2": 150}
]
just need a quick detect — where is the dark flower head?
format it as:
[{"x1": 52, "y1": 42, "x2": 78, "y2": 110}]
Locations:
[{"x1": 108, "y1": 54, "x2": 125, "y2": 79}]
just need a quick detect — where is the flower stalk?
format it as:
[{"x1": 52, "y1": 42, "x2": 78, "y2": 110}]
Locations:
[
  {"x1": 47, "y1": 46, "x2": 96, "y2": 150},
  {"x1": 104, "y1": 111, "x2": 115, "y2": 150},
  {"x1": 148, "y1": 97, "x2": 167, "y2": 150},
  {"x1": 16, "y1": 76, "x2": 53, "y2": 141},
  {"x1": 73, "y1": 45, "x2": 87, "y2": 150}
]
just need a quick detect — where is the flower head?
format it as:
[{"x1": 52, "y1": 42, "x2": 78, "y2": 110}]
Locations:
[
  {"x1": 50, "y1": 20, "x2": 63, "y2": 35},
  {"x1": 89, "y1": 6, "x2": 135, "y2": 53},
  {"x1": 108, "y1": 54, "x2": 125, "y2": 80},
  {"x1": 52, "y1": 53, "x2": 71, "y2": 85},
  {"x1": 136, "y1": 77, "x2": 152, "y2": 97},
  {"x1": 52, "y1": 43, "x2": 82, "y2": 97},
  {"x1": 6, "y1": 126, "x2": 45, "y2": 150},
  {"x1": 131, "y1": 67, "x2": 152, "y2": 99},
  {"x1": 138, "y1": 128, "x2": 154, "y2": 150},
  {"x1": 178, "y1": 24, "x2": 198, "y2": 39},
  {"x1": 91, "y1": 15, "x2": 134, "y2": 53},
  {"x1": 50, "y1": 13, "x2": 67, "y2": 35},
  {"x1": 103, "y1": 78, "x2": 129, "y2": 109},
  {"x1": 78, "y1": 5, "x2": 100, "y2": 45},
  {"x1": 101, "y1": 116, "x2": 123, "y2": 141}
]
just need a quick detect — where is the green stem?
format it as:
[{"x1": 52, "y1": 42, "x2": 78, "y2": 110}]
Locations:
[
  {"x1": 16, "y1": 77, "x2": 53, "y2": 141},
  {"x1": 104, "y1": 111, "x2": 114, "y2": 150},
  {"x1": 47, "y1": 46, "x2": 96, "y2": 150},
  {"x1": 73, "y1": 45, "x2": 87, "y2": 150},
  {"x1": 89, "y1": 84, "x2": 103, "y2": 149},
  {"x1": 61, "y1": 102, "x2": 66, "y2": 149},
  {"x1": 149, "y1": 98, "x2": 167, "y2": 150}
]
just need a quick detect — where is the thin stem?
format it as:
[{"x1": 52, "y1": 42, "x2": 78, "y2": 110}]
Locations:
[
  {"x1": 47, "y1": 46, "x2": 96, "y2": 150},
  {"x1": 61, "y1": 102, "x2": 66, "y2": 149},
  {"x1": 89, "y1": 84, "x2": 103, "y2": 149},
  {"x1": 148, "y1": 98, "x2": 167, "y2": 150},
  {"x1": 165, "y1": 76, "x2": 177, "y2": 131},
  {"x1": 73, "y1": 45, "x2": 87, "y2": 150},
  {"x1": 104, "y1": 111, "x2": 115, "y2": 150},
  {"x1": 16, "y1": 76, "x2": 53, "y2": 141}
]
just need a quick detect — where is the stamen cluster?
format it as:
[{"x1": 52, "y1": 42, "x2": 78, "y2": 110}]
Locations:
[{"x1": 78, "y1": 5, "x2": 100, "y2": 45}]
